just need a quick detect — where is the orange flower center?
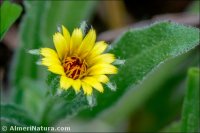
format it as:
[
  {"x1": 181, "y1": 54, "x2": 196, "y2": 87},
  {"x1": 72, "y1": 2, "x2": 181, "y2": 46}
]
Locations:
[{"x1": 62, "y1": 56, "x2": 87, "y2": 80}]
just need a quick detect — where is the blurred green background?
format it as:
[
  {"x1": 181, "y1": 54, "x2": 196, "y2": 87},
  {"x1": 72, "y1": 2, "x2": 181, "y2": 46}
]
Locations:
[{"x1": 0, "y1": 0, "x2": 199, "y2": 132}]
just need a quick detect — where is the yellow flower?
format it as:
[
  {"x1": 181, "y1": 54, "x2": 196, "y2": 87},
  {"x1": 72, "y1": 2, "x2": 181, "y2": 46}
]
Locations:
[{"x1": 40, "y1": 25, "x2": 117, "y2": 95}]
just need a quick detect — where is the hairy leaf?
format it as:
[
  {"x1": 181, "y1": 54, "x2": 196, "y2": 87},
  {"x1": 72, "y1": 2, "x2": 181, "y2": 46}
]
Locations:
[
  {"x1": 0, "y1": 104, "x2": 36, "y2": 127},
  {"x1": 80, "y1": 22, "x2": 200, "y2": 119}
]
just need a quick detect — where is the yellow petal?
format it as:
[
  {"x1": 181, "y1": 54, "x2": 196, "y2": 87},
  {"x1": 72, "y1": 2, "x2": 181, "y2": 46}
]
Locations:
[
  {"x1": 81, "y1": 82, "x2": 93, "y2": 95},
  {"x1": 70, "y1": 28, "x2": 83, "y2": 55},
  {"x1": 60, "y1": 76, "x2": 73, "y2": 90},
  {"x1": 87, "y1": 64, "x2": 118, "y2": 75},
  {"x1": 86, "y1": 41, "x2": 108, "y2": 60},
  {"x1": 93, "y1": 75, "x2": 109, "y2": 83},
  {"x1": 40, "y1": 48, "x2": 58, "y2": 58},
  {"x1": 48, "y1": 64, "x2": 65, "y2": 75},
  {"x1": 53, "y1": 32, "x2": 68, "y2": 60},
  {"x1": 87, "y1": 53, "x2": 115, "y2": 66},
  {"x1": 77, "y1": 29, "x2": 96, "y2": 58},
  {"x1": 62, "y1": 25, "x2": 71, "y2": 44},
  {"x1": 83, "y1": 77, "x2": 104, "y2": 93},
  {"x1": 41, "y1": 57, "x2": 61, "y2": 67},
  {"x1": 72, "y1": 79, "x2": 81, "y2": 92}
]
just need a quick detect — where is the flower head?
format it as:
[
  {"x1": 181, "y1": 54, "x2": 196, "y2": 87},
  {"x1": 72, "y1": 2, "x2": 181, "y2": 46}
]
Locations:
[{"x1": 40, "y1": 25, "x2": 117, "y2": 95}]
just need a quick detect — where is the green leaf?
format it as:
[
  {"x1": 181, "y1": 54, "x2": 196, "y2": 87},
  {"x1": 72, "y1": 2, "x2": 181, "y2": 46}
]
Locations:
[
  {"x1": 10, "y1": 1, "x2": 97, "y2": 104},
  {"x1": 0, "y1": 104, "x2": 37, "y2": 127},
  {"x1": 123, "y1": 50, "x2": 198, "y2": 132},
  {"x1": 39, "y1": 91, "x2": 88, "y2": 126},
  {"x1": 162, "y1": 121, "x2": 181, "y2": 132},
  {"x1": 17, "y1": 78, "x2": 48, "y2": 124},
  {"x1": 0, "y1": 1, "x2": 22, "y2": 40},
  {"x1": 181, "y1": 67, "x2": 200, "y2": 132},
  {"x1": 17, "y1": 75, "x2": 89, "y2": 126},
  {"x1": 40, "y1": 72, "x2": 89, "y2": 126},
  {"x1": 80, "y1": 22, "x2": 200, "y2": 119}
]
